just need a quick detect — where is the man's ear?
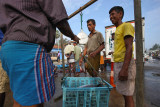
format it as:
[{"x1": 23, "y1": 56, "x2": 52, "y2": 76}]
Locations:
[
  {"x1": 119, "y1": 11, "x2": 123, "y2": 19},
  {"x1": 94, "y1": 24, "x2": 96, "y2": 27}
]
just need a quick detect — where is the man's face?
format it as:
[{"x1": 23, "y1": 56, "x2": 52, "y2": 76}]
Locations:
[
  {"x1": 87, "y1": 21, "x2": 95, "y2": 32},
  {"x1": 110, "y1": 10, "x2": 122, "y2": 25}
]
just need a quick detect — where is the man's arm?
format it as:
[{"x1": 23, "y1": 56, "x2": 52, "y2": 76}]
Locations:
[
  {"x1": 37, "y1": 0, "x2": 79, "y2": 42},
  {"x1": 56, "y1": 19, "x2": 79, "y2": 43},
  {"x1": 90, "y1": 43, "x2": 105, "y2": 57},
  {"x1": 118, "y1": 35, "x2": 133, "y2": 81}
]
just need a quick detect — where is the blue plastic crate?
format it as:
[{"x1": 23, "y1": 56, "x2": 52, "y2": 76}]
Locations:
[{"x1": 62, "y1": 77, "x2": 113, "y2": 107}]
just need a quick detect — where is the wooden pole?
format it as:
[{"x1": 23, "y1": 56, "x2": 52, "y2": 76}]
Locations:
[
  {"x1": 68, "y1": 0, "x2": 97, "y2": 19},
  {"x1": 60, "y1": 33, "x2": 65, "y2": 77},
  {"x1": 134, "y1": 0, "x2": 144, "y2": 107}
]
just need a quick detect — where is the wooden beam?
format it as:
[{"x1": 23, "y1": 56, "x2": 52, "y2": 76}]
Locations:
[{"x1": 68, "y1": 0, "x2": 98, "y2": 19}]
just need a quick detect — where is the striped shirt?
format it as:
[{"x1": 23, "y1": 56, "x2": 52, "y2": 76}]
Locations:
[{"x1": 0, "y1": 0, "x2": 68, "y2": 52}]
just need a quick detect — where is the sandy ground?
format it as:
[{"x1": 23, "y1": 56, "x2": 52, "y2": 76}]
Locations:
[{"x1": 3, "y1": 60, "x2": 160, "y2": 107}]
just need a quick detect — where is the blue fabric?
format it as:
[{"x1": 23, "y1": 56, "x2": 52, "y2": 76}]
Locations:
[
  {"x1": 75, "y1": 61, "x2": 80, "y2": 73},
  {"x1": 1, "y1": 41, "x2": 55, "y2": 106},
  {"x1": 0, "y1": 30, "x2": 4, "y2": 46}
]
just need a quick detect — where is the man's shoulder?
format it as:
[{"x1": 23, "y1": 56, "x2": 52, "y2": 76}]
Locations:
[
  {"x1": 95, "y1": 31, "x2": 103, "y2": 38},
  {"x1": 123, "y1": 23, "x2": 134, "y2": 28},
  {"x1": 95, "y1": 30, "x2": 102, "y2": 35},
  {"x1": 75, "y1": 45, "x2": 81, "y2": 49},
  {"x1": 76, "y1": 45, "x2": 80, "y2": 48}
]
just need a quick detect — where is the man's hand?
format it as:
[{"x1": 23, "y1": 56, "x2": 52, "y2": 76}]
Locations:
[
  {"x1": 118, "y1": 69, "x2": 128, "y2": 81},
  {"x1": 89, "y1": 51, "x2": 97, "y2": 57},
  {"x1": 72, "y1": 35, "x2": 80, "y2": 43}
]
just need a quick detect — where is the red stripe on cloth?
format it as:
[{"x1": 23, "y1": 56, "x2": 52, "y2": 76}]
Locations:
[
  {"x1": 39, "y1": 49, "x2": 47, "y2": 102},
  {"x1": 45, "y1": 54, "x2": 52, "y2": 98}
]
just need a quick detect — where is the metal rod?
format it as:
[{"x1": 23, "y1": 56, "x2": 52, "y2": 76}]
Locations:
[{"x1": 80, "y1": 12, "x2": 83, "y2": 30}]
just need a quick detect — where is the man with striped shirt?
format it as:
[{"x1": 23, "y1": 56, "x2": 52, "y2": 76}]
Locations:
[{"x1": 0, "y1": 0, "x2": 79, "y2": 107}]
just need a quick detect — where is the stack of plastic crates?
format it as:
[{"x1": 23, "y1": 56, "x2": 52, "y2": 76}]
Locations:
[{"x1": 62, "y1": 77, "x2": 113, "y2": 107}]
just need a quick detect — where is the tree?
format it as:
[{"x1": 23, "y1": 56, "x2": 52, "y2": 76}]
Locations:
[
  {"x1": 55, "y1": 30, "x2": 70, "y2": 45},
  {"x1": 55, "y1": 30, "x2": 60, "y2": 45},
  {"x1": 58, "y1": 38, "x2": 70, "y2": 45},
  {"x1": 56, "y1": 29, "x2": 60, "y2": 39},
  {"x1": 150, "y1": 43, "x2": 160, "y2": 50}
]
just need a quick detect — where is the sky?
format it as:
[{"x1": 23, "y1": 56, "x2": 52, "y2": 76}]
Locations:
[{"x1": 62, "y1": 0, "x2": 160, "y2": 50}]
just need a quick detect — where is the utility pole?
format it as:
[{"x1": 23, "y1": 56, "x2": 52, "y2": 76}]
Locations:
[
  {"x1": 60, "y1": 33, "x2": 65, "y2": 77},
  {"x1": 134, "y1": 0, "x2": 144, "y2": 107}
]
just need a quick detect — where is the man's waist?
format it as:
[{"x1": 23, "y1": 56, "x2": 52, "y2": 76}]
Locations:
[{"x1": 3, "y1": 35, "x2": 54, "y2": 52}]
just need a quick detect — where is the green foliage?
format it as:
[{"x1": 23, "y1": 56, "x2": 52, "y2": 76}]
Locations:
[
  {"x1": 150, "y1": 43, "x2": 160, "y2": 50},
  {"x1": 55, "y1": 38, "x2": 69, "y2": 45},
  {"x1": 56, "y1": 30, "x2": 60, "y2": 39},
  {"x1": 55, "y1": 29, "x2": 70, "y2": 45},
  {"x1": 59, "y1": 38, "x2": 70, "y2": 44}
]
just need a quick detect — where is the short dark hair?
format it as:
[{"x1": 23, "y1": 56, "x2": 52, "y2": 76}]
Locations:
[
  {"x1": 109, "y1": 6, "x2": 124, "y2": 19},
  {"x1": 111, "y1": 33, "x2": 115, "y2": 36},
  {"x1": 87, "y1": 19, "x2": 96, "y2": 25}
]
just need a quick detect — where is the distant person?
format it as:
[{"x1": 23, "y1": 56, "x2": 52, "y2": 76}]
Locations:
[
  {"x1": 0, "y1": 1, "x2": 79, "y2": 107},
  {"x1": 108, "y1": 33, "x2": 115, "y2": 56},
  {"x1": 57, "y1": 51, "x2": 60, "y2": 63},
  {"x1": 108, "y1": 32, "x2": 115, "y2": 62},
  {"x1": 100, "y1": 50, "x2": 105, "y2": 72},
  {"x1": 108, "y1": 33, "x2": 116, "y2": 87},
  {"x1": 68, "y1": 50, "x2": 75, "y2": 73},
  {"x1": 109, "y1": 6, "x2": 136, "y2": 107},
  {"x1": 73, "y1": 42, "x2": 82, "y2": 76},
  {"x1": 0, "y1": 30, "x2": 9, "y2": 107},
  {"x1": 103, "y1": 49, "x2": 107, "y2": 72},
  {"x1": 80, "y1": 19, "x2": 105, "y2": 77},
  {"x1": 64, "y1": 44, "x2": 75, "y2": 74}
]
